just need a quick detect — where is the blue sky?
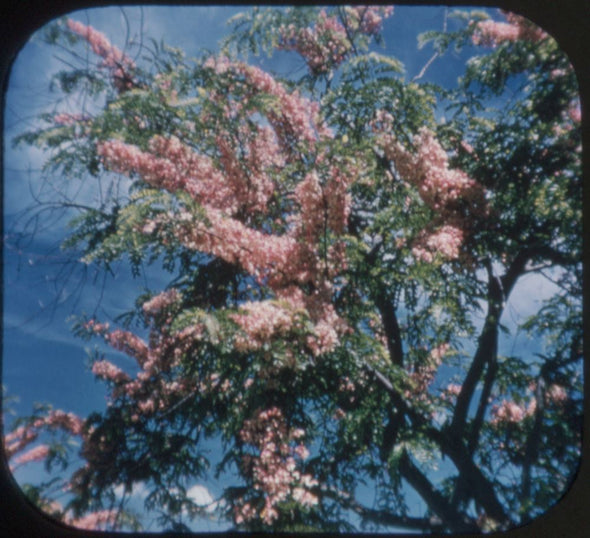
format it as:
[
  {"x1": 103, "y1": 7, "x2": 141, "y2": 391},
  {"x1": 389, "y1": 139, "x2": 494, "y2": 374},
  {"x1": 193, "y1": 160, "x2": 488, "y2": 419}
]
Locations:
[{"x1": 2, "y1": 4, "x2": 570, "y2": 532}]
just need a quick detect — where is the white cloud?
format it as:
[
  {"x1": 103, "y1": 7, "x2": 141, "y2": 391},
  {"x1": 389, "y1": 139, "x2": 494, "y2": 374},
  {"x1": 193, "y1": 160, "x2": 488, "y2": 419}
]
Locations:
[{"x1": 187, "y1": 484, "x2": 215, "y2": 511}]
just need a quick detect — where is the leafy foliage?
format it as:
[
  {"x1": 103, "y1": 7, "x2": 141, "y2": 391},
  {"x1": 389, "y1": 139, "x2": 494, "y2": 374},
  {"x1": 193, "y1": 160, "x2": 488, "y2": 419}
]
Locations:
[{"x1": 4, "y1": 5, "x2": 582, "y2": 533}]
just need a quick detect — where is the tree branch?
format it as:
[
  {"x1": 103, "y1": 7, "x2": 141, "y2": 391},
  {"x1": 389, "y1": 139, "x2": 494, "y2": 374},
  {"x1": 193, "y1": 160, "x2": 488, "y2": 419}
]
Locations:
[
  {"x1": 398, "y1": 450, "x2": 479, "y2": 532},
  {"x1": 451, "y1": 252, "x2": 530, "y2": 441},
  {"x1": 363, "y1": 361, "x2": 513, "y2": 528},
  {"x1": 321, "y1": 485, "x2": 445, "y2": 532},
  {"x1": 374, "y1": 291, "x2": 404, "y2": 367},
  {"x1": 467, "y1": 357, "x2": 498, "y2": 455},
  {"x1": 450, "y1": 261, "x2": 502, "y2": 438},
  {"x1": 521, "y1": 377, "x2": 545, "y2": 514}
]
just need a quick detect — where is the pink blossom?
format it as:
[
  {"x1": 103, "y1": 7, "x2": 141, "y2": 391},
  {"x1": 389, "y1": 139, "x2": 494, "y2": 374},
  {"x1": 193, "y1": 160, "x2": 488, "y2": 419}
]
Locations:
[
  {"x1": 91, "y1": 360, "x2": 130, "y2": 384},
  {"x1": 230, "y1": 300, "x2": 300, "y2": 351},
  {"x1": 66, "y1": 19, "x2": 135, "y2": 91},
  {"x1": 280, "y1": 7, "x2": 393, "y2": 75},
  {"x1": 104, "y1": 329, "x2": 148, "y2": 364},
  {"x1": 294, "y1": 444, "x2": 310, "y2": 460},
  {"x1": 142, "y1": 289, "x2": 181, "y2": 316},
  {"x1": 11, "y1": 444, "x2": 50, "y2": 467},
  {"x1": 39, "y1": 409, "x2": 85, "y2": 436},
  {"x1": 491, "y1": 398, "x2": 537, "y2": 425},
  {"x1": 344, "y1": 6, "x2": 394, "y2": 35},
  {"x1": 491, "y1": 400, "x2": 524, "y2": 423},
  {"x1": 429, "y1": 343, "x2": 450, "y2": 363},
  {"x1": 472, "y1": 12, "x2": 547, "y2": 47},
  {"x1": 137, "y1": 398, "x2": 156, "y2": 415},
  {"x1": 471, "y1": 20, "x2": 520, "y2": 46},
  {"x1": 460, "y1": 140, "x2": 474, "y2": 154},
  {"x1": 236, "y1": 407, "x2": 317, "y2": 525},
  {"x1": 412, "y1": 225, "x2": 464, "y2": 262},
  {"x1": 568, "y1": 101, "x2": 581, "y2": 123},
  {"x1": 84, "y1": 319, "x2": 110, "y2": 334},
  {"x1": 205, "y1": 58, "x2": 329, "y2": 148},
  {"x1": 332, "y1": 408, "x2": 346, "y2": 420},
  {"x1": 98, "y1": 134, "x2": 276, "y2": 215},
  {"x1": 243, "y1": 378, "x2": 255, "y2": 389},
  {"x1": 279, "y1": 10, "x2": 350, "y2": 75},
  {"x1": 444, "y1": 383, "x2": 462, "y2": 398},
  {"x1": 380, "y1": 127, "x2": 486, "y2": 263},
  {"x1": 546, "y1": 384, "x2": 568, "y2": 404}
]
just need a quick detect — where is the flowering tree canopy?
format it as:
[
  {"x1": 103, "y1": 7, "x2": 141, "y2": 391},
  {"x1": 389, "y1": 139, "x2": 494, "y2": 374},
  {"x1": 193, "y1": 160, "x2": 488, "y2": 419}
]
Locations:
[{"x1": 2, "y1": 5, "x2": 583, "y2": 533}]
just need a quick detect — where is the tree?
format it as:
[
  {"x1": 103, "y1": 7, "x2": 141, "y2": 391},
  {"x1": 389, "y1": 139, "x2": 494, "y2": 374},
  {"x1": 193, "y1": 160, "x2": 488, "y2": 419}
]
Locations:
[{"x1": 2, "y1": 5, "x2": 583, "y2": 533}]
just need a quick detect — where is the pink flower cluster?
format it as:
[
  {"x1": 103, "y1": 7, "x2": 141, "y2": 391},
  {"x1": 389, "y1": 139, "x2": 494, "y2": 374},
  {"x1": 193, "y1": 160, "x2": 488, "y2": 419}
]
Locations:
[
  {"x1": 10, "y1": 444, "x2": 50, "y2": 469},
  {"x1": 441, "y1": 383, "x2": 462, "y2": 402},
  {"x1": 236, "y1": 407, "x2": 318, "y2": 525},
  {"x1": 406, "y1": 343, "x2": 449, "y2": 398},
  {"x1": 91, "y1": 359, "x2": 131, "y2": 384},
  {"x1": 230, "y1": 300, "x2": 303, "y2": 352},
  {"x1": 168, "y1": 206, "x2": 298, "y2": 282},
  {"x1": 44, "y1": 410, "x2": 84, "y2": 435},
  {"x1": 546, "y1": 384, "x2": 568, "y2": 404},
  {"x1": 5, "y1": 425, "x2": 39, "y2": 460},
  {"x1": 490, "y1": 398, "x2": 536, "y2": 425},
  {"x1": 279, "y1": 7, "x2": 394, "y2": 75},
  {"x1": 142, "y1": 289, "x2": 181, "y2": 317},
  {"x1": 104, "y1": 329, "x2": 149, "y2": 365},
  {"x1": 279, "y1": 10, "x2": 350, "y2": 75},
  {"x1": 5, "y1": 410, "x2": 84, "y2": 464},
  {"x1": 83, "y1": 311, "x2": 205, "y2": 424},
  {"x1": 380, "y1": 127, "x2": 486, "y2": 262},
  {"x1": 472, "y1": 12, "x2": 547, "y2": 47},
  {"x1": 97, "y1": 137, "x2": 232, "y2": 211},
  {"x1": 489, "y1": 383, "x2": 570, "y2": 431},
  {"x1": 215, "y1": 127, "x2": 280, "y2": 214},
  {"x1": 344, "y1": 5, "x2": 394, "y2": 35},
  {"x1": 412, "y1": 225, "x2": 464, "y2": 263},
  {"x1": 205, "y1": 57, "x2": 331, "y2": 147},
  {"x1": 292, "y1": 168, "x2": 351, "y2": 240},
  {"x1": 96, "y1": 61, "x2": 354, "y2": 368},
  {"x1": 53, "y1": 113, "x2": 89, "y2": 126},
  {"x1": 66, "y1": 19, "x2": 135, "y2": 92},
  {"x1": 98, "y1": 129, "x2": 282, "y2": 216},
  {"x1": 568, "y1": 100, "x2": 581, "y2": 124}
]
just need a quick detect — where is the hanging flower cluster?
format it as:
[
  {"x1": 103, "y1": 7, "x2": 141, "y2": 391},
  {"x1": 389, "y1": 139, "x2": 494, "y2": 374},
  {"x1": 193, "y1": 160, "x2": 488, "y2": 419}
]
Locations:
[
  {"x1": 235, "y1": 407, "x2": 318, "y2": 525},
  {"x1": 490, "y1": 399, "x2": 536, "y2": 425},
  {"x1": 97, "y1": 57, "x2": 356, "y2": 360},
  {"x1": 379, "y1": 126, "x2": 487, "y2": 263},
  {"x1": 82, "y1": 294, "x2": 199, "y2": 419},
  {"x1": 472, "y1": 12, "x2": 548, "y2": 47},
  {"x1": 279, "y1": 6, "x2": 394, "y2": 75},
  {"x1": 66, "y1": 19, "x2": 136, "y2": 92},
  {"x1": 5, "y1": 409, "x2": 85, "y2": 475},
  {"x1": 279, "y1": 10, "x2": 349, "y2": 75},
  {"x1": 343, "y1": 5, "x2": 394, "y2": 36}
]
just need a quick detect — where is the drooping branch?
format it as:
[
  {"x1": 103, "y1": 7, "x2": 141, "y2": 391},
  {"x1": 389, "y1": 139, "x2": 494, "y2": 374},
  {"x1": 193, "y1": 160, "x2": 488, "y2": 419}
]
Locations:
[{"x1": 398, "y1": 451, "x2": 479, "y2": 532}]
